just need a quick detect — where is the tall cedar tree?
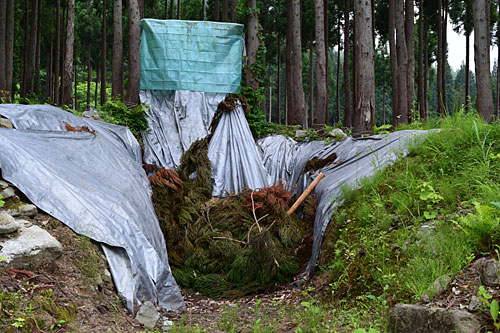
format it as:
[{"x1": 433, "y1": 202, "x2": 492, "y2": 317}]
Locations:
[
  {"x1": 5, "y1": 0, "x2": 14, "y2": 98},
  {"x1": 126, "y1": 0, "x2": 141, "y2": 106},
  {"x1": 101, "y1": 0, "x2": 107, "y2": 105},
  {"x1": 287, "y1": 0, "x2": 305, "y2": 126},
  {"x1": 0, "y1": 0, "x2": 6, "y2": 92},
  {"x1": 472, "y1": 0, "x2": 494, "y2": 121},
  {"x1": 314, "y1": 0, "x2": 327, "y2": 126},
  {"x1": 417, "y1": 0, "x2": 425, "y2": 118},
  {"x1": 353, "y1": 0, "x2": 375, "y2": 134},
  {"x1": 25, "y1": 0, "x2": 39, "y2": 95},
  {"x1": 112, "y1": 0, "x2": 124, "y2": 98},
  {"x1": 246, "y1": 0, "x2": 259, "y2": 89},
  {"x1": 54, "y1": 0, "x2": 61, "y2": 104},
  {"x1": 405, "y1": 0, "x2": 415, "y2": 119},
  {"x1": 62, "y1": 0, "x2": 75, "y2": 106},
  {"x1": 343, "y1": 0, "x2": 351, "y2": 127},
  {"x1": 395, "y1": 0, "x2": 408, "y2": 124}
]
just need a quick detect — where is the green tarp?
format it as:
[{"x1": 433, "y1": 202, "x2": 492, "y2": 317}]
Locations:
[{"x1": 140, "y1": 19, "x2": 244, "y2": 93}]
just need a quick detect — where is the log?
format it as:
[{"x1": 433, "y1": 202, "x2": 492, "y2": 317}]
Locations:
[{"x1": 287, "y1": 172, "x2": 325, "y2": 216}]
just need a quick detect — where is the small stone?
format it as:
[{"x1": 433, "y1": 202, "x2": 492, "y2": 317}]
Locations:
[
  {"x1": 8, "y1": 204, "x2": 37, "y2": 218},
  {"x1": 0, "y1": 180, "x2": 9, "y2": 189},
  {"x1": 329, "y1": 128, "x2": 346, "y2": 138},
  {"x1": 445, "y1": 214, "x2": 456, "y2": 221},
  {"x1": 0, "y1": 187, "x2": 15, "y2": 200},
  {"x1": 135, "y1": 301, "x2": 159, "y2": 329},
  {"x1": 468, "y1": 296, "x2": 482, "y2": 312},
  {"x1": 457, "y1": 209, "x2": 473, "y2": 216},
  {"x1": 393, "y1": 215, "x2": 401, "y2": 223},
  {"x1": 0, "y1": 212, "x2": 20, "y2": 234},
  {"x1": 162, "y1": 319, "x2": 174, "y2": 331},
  {"x1": 421, "y1": 293, "x2": 430, "y2": 303},
  {"x1": 16, "y1": 219, "x2": 32, "y2": 228},
  {"x1": 416, "y1": 224, "x2": 434, "y2": 240},
  {"x1": 481, "y1": 259, "x2": 500, "y2": 286},
  {"x1": 0, "y1": 118, "x2": 13, "y2": 129},
  {"x1": 290, "y1": 279, "x2": 306, "y2": 289},
  {"x1": 424, "y1": 275, "x2": 451, "y2": 300},
  {"x1": 295, "y1": 130, "x2": 307, "y2": 138}
]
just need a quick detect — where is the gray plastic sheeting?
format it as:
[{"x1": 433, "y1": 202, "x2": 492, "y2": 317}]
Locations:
[
  {"x1": 0, "y1": 104, "x2": 142, "y2": 164},
  {"x1": 140, "y1": 90, "x2": 270, "y2": 196},
  {"x1": 259, "y1": 130, "x2": 428, "y2": 273},
  {"x1": 0, "y1": 106, "x2": 184, "y2": 313}
]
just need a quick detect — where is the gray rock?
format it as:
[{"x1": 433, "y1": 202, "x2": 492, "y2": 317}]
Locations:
[
  {"x1": 0, "y1": 225, "x2": 63, "y2": 269},
  {"x1": 481, "y1": 259, "x2": 500, "y2": 286},
  {"x1": 330, "y1": 128, "x2": 346, "y2": 138},
  {"x1": 135, "y1": 301, "x2": 159, "y2": 329},
  {"x1": 389, "y1": 304, "x2": 482, "y2": 333},
  {"x1": 457, "y1": 209, "x2": 473, "y2": 216},
  {"x1": 162, "y1": 319, "x2": 174, "y2": 331},
  {"x1": 7, "y1": 204, "x2": 38, "y2": 218},
  {"x1": 0, "y1": 187, "x2": 15, "y2": 200},
  {"x1": 0, "y1": 212, "x2": 20, "y2": 234},
  {"x1": 423, "y1": 275, "x2": 452, "y2": 300},
  {"x1": 290, "y1": 279, "x2": 306, "y2": 289},
  {"x1": 0, "y1": 180, "x2": 9, "y2": 189},
  {"x1": 416, "y1": 224, "x2": 435, "y2": 240},
  {"x1": 421, "y1": 293, "x2": 430, "y2": 304},
  {"x1": 445, "y1": 214, "x2": 456, "y2": 221},
  {"x1": 468, "y1": 296, "x2": 482, "y2": 312},
  {"x1": 0, "y1": 118, "x2": 13, "y2": 129},
  {"x1": 295, "y1": 130, "x2": 307, "y2": 138}
]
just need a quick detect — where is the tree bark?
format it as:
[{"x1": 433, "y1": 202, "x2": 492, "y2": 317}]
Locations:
[
  {"x1": 314, "y1": 0, "x2": 327, "y2": 126},
  {"x1": 246, "y1": 0, "x2": 259, "y2": 89},
  {"x1": 95, "y1": 64, "x2": 99, "y2": 108},
  {"x1": 34, "y1": 0, "x2": 42, "y2": 96},
  {"x1": 287, "y1": 0, "x2": 305, "y2": 126},
  {"x1": 202, "y1": 0, "x2": 206, "y2": 20},
  {"x1": 222, "y1": 0, "x2": 228, "y2": 21},
  {"x1": 170, "y1": 0, "x2": 174, "y2": 19},
  {"x1": 177, "y1": 0, "x2": 180, "y2": 19},
  {"x1": 389, "y1": 0, "x2": 398, "y2": 125},
  {"x1": 497, "y1": 0, "x2": 500, "y2": 118},
  {"x1": 353, "y1": 0, "x2": 375, "y2": 135},
  {"x1": 47, "y1": 36, "x2": 53, "y2": 101},
  {"x1": 343, "y1": 0, "x2": 351, "y2": 127},
  {"x1": 309, "y1": 32, "x2": 314, "y2": 128},
  {"x1": 395, "y1": 0, "x2": 408, "y2": 124},
  {"x1": 101, "y1": 0, "x2": 107, "y2": 105},
  {"x1": 285, "y1": 2, "x2": 291, "y2": 125},
  {"x1": 423, "y1": 14, "x2": 429, "y2": 115},
  {"x1": 324, "y1": 0, "x2": 329, "y2": 124},
  {"x1": 231, "y1": 0, "x2": 236, "y2": 22},
  {"x1": 54, "y1": 0, "x2": 61, "y2": 104},
  {"x1": 437, "y1": 0, "x2": 444, "y2": 115},
  {"x1": 112, "y1": 0, "x2": 124, "y2": 98},
  {"x1": 62, "y1": 0, "x2": 75, "y2": 106},
  {"x1": 472, "y1": 0, "x2": 494, "y2": 121},
  {"x1": 87, "y1": 42, "x2": 91, "y2": 111},
  {"x1": 336, "y1": 26, "x2": 341, "y2": 124},
  {"x1": 277, "y1": 33, "x2": 281, "y2": 124},
  {"x1": 21, "y1": 0, "x2": 29, "y2": 97},
  {"x1": 125, "y1": 0, "x2": 141, "y2": 106},
  {"x1": 74, "y1": 64, "x2": 77, "y2": 109},
  {"x1": 25, "y1": 0, "x2": 38, "y2": 95},
  {"x1": 0, "y1": 0, "x2": 6, "y2": 92},
  {"x1": 417, "y1": 0, "x2": 424, "y2": 119},
  {"x1": 441, "y1": 0, "x2": 448, "y2": 113},
  {"x1": 405, "y1": 0, "x2": 415, "y2": 118},
  {"x1": 465, "y1": 0, "x2": 470, "y2": 113},
  {"x1": 5, "y1": 0, "x2": 14, "y2": 98},
  {"x1": 214, "y1": 0, "x2": 219, "y2": 21}
]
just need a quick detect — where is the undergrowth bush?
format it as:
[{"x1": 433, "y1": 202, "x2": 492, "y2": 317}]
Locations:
[{"x1": 100, "y1": 99, "x2": 148, "y2": 136}]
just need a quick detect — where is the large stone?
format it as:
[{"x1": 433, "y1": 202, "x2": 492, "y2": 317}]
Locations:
[
  {"x1": 0, "y1": 187, "x2": 15, "y2": 200},
  {"x1": 0, "y1": 212, "x2": 20, "y2": 234},
  {"x1": 389, "y1": 304, "x2": 481, "y2": 333},
  {"x1": 0, "y1": 225, "x2": 63, "y2": 269},
  {"x1": 481, "y1": 259, "x2": 500, "y2": 286},
  {"x1": 0, "y1": 118, "x2": 13, "y2": 129},
  {"x1": 7, "y1": 204, "x2": 38, "y2": 218},
  {"x1": 135, "y1": 301, "x2": 159, "y2": 329}
]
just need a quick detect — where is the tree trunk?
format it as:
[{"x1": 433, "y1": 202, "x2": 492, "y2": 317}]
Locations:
[
  {"x1": 383, "y1": 89, "x2": 386, "y2": 124},
  {"x1": 5, "y1": 0, "x2": 14, "y2": 98},
  {"x1": 177, "y1": 0, "x2": 180, "y2": 19},
  {"x1": 353, "y1": 0, "x2": 375, "y2": 135},
  {"x1": 54, "y1": 0, "x2": 61, "y2": 104},
  {"x1": 437, "y1": 0, "x2": 444, "y2": 115},
  {"x1": 287, "y1": 0, "x2": 305, "y2": 126},
  {"x1": 112, "y1": 0, "x2": 124, "y2": 98},
  {"x1": 202, "y1": 0, "x2": 206, "y2": 20},
  {"x1": 336, "y1": 27, "x2": 341, "y2": 124},
  {"x1": 441, "y1": 0, "x2": 447, "y2": 113},
  {"x1": 395, "y1": 0, "x2": 408, "y2": 124},
  {"x1": 285, "y1": 2, "x2": 291, "y2": 125},
  {"x1": 0, "y1": 0, "x2": 6, "y2": 92},
  {"x1": 25, "y1": 0, "x2": 38, "y2": 95},
  {"x1": 95, "y1": 65, "x2": 99, "y2": 108},
  {"x1": 87, "y1": 42, "x2": 91, "y2": 111},
  {"x1": 405, "y1": 0, "x2": 414, "y2": 118},
  {"x1": 74, "y1": 64, "x2": 77, "y2": 109},
  {"x1": 497, "y1": 0, "x2": 500, "y2": 118},
  {"x1": 21, "y1": 0, "x2": 29, "y2": 97},
  {"x1": 125, "y1": 0, "x2": 141, "y2": 106},
  {"x1": 34, "y1": 0, "x2": 42, "y2": 96},
  {"x1": 343, "y1": 0, "x2": 351, "y2": 127},
  {"x1": 231, "y1": 0, "x2": 236, "y2": 22},
  {"x1": 465, "y1": 0, "x2": 470, "y2": 113},
  {"x1": 417, "y1": 0, "x2": 424, "y2": 118},
  {"x1": 139, "y1": 0, "x2": 144, "y2": 19},
  {"x1": 472, "y1": 0, "x2": 494, "y2": 121},
  {"x1": 277, "y1": 33, "x2": 281, "y2": 124},
  {"x1": 222, "y1": 0, "x2": 228, "y2": 21},
  {"x1": 324, "y1": 0, "x2": 329, "y2": 124},
  {"x1": 47, "y1": 36, "x2": 53, "y2": 101},
  {"x1": 246, "y1": 0, "x2": 259, "y2": 89},
  {"x1": 62, "y1": 0, "x2": 74, "y2": 106},
  {"x1": 314, "y1": 0, "x2": 327, "y2": 126},
  {"x1": 309, "y1": 33, "x2": 314, "y2": 128},
  {"x1": 170, "y1": 0, "x2": 174, "y2": 19},
  {"x1": 101, "y1": 0, "x2": 107, "y2": 106},
  {"x1": 389, "y1": 0, "x2": 398, "y2": 125},
  {"x1": 423, "y1": 14, "x2": 429, "y2": 115},
  {"x1": 214, "y1": 0, "x2": 219, "y2": 21},
  {"x1": 165, "y1": 0, "x2": 168, "y2": 18}
]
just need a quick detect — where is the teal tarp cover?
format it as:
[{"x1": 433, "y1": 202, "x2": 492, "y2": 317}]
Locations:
[{"x1": 140, "y1": 19, "x2": 244, "y2": 93}]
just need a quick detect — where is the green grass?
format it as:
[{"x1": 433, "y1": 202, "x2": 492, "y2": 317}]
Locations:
[{"x1": 321, "y1": 111, "x2": 500, "y2": 314}]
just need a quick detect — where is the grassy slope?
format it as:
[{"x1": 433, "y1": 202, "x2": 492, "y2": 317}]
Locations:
[{"x1": 318, "y1": 112, "x2": 500, "y2": 330}]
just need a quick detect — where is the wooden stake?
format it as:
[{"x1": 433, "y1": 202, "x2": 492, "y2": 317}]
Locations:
[{"x1": 287, "y1": 172, "x2": 325, "y2": 216}]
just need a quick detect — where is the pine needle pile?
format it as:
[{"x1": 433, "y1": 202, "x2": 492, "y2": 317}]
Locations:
[{"x1": 149, "y1": 94, "x2": 316, "y2": 297}]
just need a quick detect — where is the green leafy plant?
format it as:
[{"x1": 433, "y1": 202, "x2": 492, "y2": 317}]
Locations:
[
  {"x1": 0, "y1": 194, "x2": 4, "y2": 207},
  {"x1": 100, "y1": 99, "x2": 149, "y2": 136},
  {"x1": 11, "y1": 317, "x2": 26, "y2": 328},
  {"x1": 373, "y1": 124, "x2": 392, "y2": 135},
  {"x1": 454, "y1": 202, "x2": 500, "y2": 243},
  {"x1": 50, "y1": 319, "x2": 66, "y2": 330},
  {"x1": 418, "y1": 182, "x2": 443, "y2": 219},
  {"x1": 478, "y1": 286, "x2": 500, "y2": 331}
]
